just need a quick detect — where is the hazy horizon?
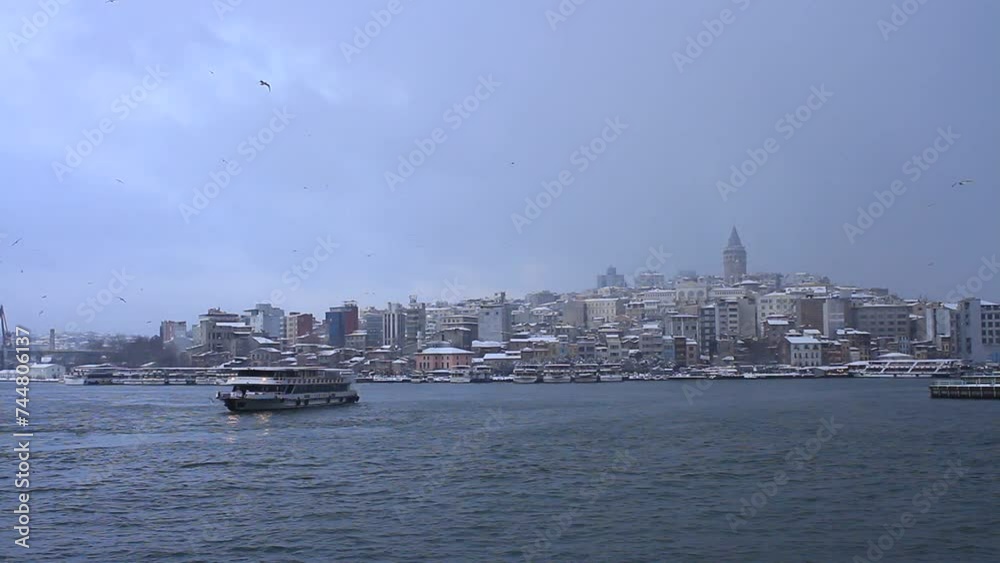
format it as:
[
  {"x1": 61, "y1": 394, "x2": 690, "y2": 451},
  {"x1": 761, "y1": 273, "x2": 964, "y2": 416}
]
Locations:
[{"x1": 2, "y1": 0, "x2": 998, "y2": 335}]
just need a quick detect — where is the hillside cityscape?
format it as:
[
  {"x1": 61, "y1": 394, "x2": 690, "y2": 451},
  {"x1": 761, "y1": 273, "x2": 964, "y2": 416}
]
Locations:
[{"x1": 6, "y1": 227, "x2": 998, "y2": 374}]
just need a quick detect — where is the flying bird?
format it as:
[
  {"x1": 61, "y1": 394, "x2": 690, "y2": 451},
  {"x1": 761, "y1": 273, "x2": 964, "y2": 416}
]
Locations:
[
  {"x1": 38, "y1": 310, "x2": 44, "y2": 316},
  {"x1": 116, "y1": 179, "x2": 124, "y2": 184},
  {"x1": 928, "y1": 262, "x2": 935, "y2": 267},
  {"x1": 10, "y1": 237, "x2": 22, "y2": 247},
  {"x1": 366, "y1": 253, "x2": 375, "y2": 257},
  {"x1": 259, "y1": 80, "x2": 271, "y2": 92},
  {"x1": 118, "y1": 296, "x2": 127, "y2": 303},
  {"x1": 41, "y1": 295, "x2": 47, "y2": 299},
  {"x1": 951, "y1": 179, "x2": 974, "y2": 188}
]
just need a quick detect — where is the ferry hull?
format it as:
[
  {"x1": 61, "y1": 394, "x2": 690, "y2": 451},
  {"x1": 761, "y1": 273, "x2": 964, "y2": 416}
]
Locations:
[{"x1": 221, "y1": 394, "x2": 359, "y2": 412}]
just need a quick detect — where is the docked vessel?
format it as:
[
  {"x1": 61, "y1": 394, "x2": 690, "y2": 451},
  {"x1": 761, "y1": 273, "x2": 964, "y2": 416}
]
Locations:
[
  {"x1": 63, "y1": 364, "x2": 116, "y2": 385},
  {"x1": 450, "y1": 367, "x2": 473, "y2": 384},
  {"x1": 215, "y1": 367, "x2": 359, "y2": 412},
  {"x1": 512, "y1": 363, "x2": 541, "y2": 384},
  {"x1": 542, "y1": 363, "x2": 573, "y2": 383},
  {"x1": 472, "y1": 364, "x2": 493, "y2": 383},
  {"x1": 598, "y1": 365, "x2": 624, "y2": 383},
  {"x1": 574, "y1": 363, "x2": 599, "y2": 383}
]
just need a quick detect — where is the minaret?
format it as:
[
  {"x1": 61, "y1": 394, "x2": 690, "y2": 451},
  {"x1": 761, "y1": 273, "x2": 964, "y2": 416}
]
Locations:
[{"x1": 723, "y1": 226, "x2": 747, "y2": 285}]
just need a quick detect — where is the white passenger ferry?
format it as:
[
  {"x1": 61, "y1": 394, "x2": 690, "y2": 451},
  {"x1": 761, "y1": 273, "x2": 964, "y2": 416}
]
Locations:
[
  {"x1": 598, "y1": 364, "x2": 624, "y2": 383},
  {"x1": 215, "y1": 367, "x2": 359, "y2": 412},
  {"x1": 542, "y1": 363, "x2": 574, "y2": 383},
  {"x1": 574, "y1": 363, "x2": 599, "y2": 383},
  {"x1": 512, "y1": 363, "x2": 540, "y2": 384}
]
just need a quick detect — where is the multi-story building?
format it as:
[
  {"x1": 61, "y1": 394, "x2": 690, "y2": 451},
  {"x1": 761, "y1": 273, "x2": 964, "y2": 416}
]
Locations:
[
  {"x1": 715, "y1": 297, "x2": 757, "y2": 339},
  {"x1": 414, "y1": 346, "x2": 474, "y2": 371},
  {"x1": 955, "y1": 299, "x2": 1000, "y2": 363},
  {"x1": 362, "y1": 309, "x2": 384, "y2": 348},
  {"x1": 584, "y1": 298, "x2": 624, "y2": 329},
  {"x1": 635, "y1": 271, "x2": 666, "y2": 289},
  {"x1": 795, "y1": 297, "x2": 825, "y2": 332},
  {"x1": 478, "y1": 292, "x2": 512, "y2": 342},
  {"x1": 192, "y1": 308, "x2": 252, "y2": 357},
  {"x1": 404, "y1": 298, "x2": 427, "y2": 354},
  {"x1": 698, "y1": 305, "x2": 717, "y2": 360},
  {"x1": 723, "y1": 227, "x2": 748, "y2": 284},
  {"x1": 852, "y1": 304, "x2": 911, "y2": 341},
  {"x1": 284, "y1": 312, "x2": 314, "y2": 346},
  {"x1": 325, "y1": 303, "x2": 359, "y2": 348},
  {"x1": 160, "y1": 320, "x2": 188, "y2": 345},
  {"x1": 758, "y1": 292, "x2": 800, "y2": 330},
  {"x1": 382, "y1": 303, "x2": 407, "y2": 349},
  {"x1": 597, "y1": 266, "x2": 627, "y2": 289},
  {"x1": 245, "y1": 303, "x2": 285, "y2": 339},
  {"x1": 823, "y1": 293, "x2": 851, "y2": 338},
  {"x1": 782, "y1": 336, "x2": 821, "y2": 367}
]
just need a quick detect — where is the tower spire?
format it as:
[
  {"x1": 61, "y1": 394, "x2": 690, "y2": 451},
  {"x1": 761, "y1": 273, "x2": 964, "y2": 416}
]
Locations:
[{"x1": 728, "y1": 226, "x2": 743, "y2": 248}]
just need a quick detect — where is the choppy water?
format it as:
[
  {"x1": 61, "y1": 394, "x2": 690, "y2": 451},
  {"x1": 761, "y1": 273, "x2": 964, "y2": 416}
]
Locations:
[{"x1": 1, "y1": 379, "x2": 997, "y2": 562}]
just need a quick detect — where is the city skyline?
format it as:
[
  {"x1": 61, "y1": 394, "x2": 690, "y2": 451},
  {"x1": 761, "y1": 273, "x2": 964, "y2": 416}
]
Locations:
[{"x1": 2, "y1": 0, "x2": 998, "y2": 334}]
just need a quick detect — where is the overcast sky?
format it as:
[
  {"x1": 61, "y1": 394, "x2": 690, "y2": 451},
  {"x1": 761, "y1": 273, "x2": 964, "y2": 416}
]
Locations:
[{"x1": 1, "y1": 0, "x2": 998, "y2": 335}]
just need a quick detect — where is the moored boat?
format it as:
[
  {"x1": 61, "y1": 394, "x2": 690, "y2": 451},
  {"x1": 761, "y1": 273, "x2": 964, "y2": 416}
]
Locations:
[
  {"x1": 542, "y1": 363, "x2": 573, "y2": 383},
  {"x1": 512, "y1": 363, "x2": 540, "y2": 384},
  {"x1": 574, "y1": 363, "x2": 599, "y2": 383}
]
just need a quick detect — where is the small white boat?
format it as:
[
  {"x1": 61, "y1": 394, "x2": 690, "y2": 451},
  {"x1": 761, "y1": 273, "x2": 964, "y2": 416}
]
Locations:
[
  {"x1": 512, "y1": 363, "x2": 540, "y2": 384},
  {"x1": 598, "y1": 365, "x2": 624, "y2": 382}
]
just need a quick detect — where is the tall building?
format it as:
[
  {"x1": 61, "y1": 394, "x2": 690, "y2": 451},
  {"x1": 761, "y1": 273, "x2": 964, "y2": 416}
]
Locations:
[
  {"x1": 159, "y1": 320, "x2": 187, "y2": 343},
  {"x1": 478, "y1": 292, "x2": 513, "y2": 342},
  {"x1": 597, "y1": 266, "x2": 627, "y2": 289},
  {"x1": 383, "y1": 303, "x2": 408, "y2": 349},
  {"x1": 325, "y1": 303, "x2": 359, "y2": 347},
  {"x1": 245, "y1": 303, "x2": 285, "y2": 338},
  {"x1": 284, "y1": 312, "x2": 314, "y2": 345},
  {"x1": 635, "y1": 271, "x2": 666, "y2": 288},
  {"x1": 404, "y1": 297, "x2": 427, "y2": 354},
  {"x1": 723, "y1": 227, "x2": 748, "y2": 284},
  {"x1": 955, "y1": 299, "x2": 1000, "y2": 363},
  {"x1": 362, "y1": 308, "x2": 385, "y2": 348}
]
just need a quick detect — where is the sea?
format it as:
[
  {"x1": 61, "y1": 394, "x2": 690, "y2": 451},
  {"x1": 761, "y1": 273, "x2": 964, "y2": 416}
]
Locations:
[{"x1": 1, "y1": 379, "x2": 997, "y2": 562}]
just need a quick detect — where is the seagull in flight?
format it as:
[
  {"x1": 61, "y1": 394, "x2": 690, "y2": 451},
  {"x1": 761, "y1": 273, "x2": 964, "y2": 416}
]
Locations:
[
  {"x1": 928, "y1": 262, "x2": 935, "y2": 267},
  {"x1": 41, "y1": 295, "x2": 47, "y2": 299},
  {"x1": 259, "y1": 80, "x2": 271, "y2": 92},
  {"x1": 10, "y1": 237, "x2": 22, "y2": 247},
  {"x1": 951, "y1": 179, "x2": 974, "y2": 188},
  {"x1": 116, "y1": 178, "x2": 125, "y2": 184},
  {"x1": 366, "y1": 253, "x2": 375, "y2": 257},
  {"x1": 118, "y1": 296, "x2": 127, "y2": 304}
]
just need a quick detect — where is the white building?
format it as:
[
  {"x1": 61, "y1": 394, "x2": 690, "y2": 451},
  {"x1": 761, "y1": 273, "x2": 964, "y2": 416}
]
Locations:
[
  {"x1": 758, "y1": 292, "x2": 801, "y2": 330},
  {"x1": 584, "y1": 298, "x2": 624, "y2": 329},
  {"x1": 785, "y1": 336, "x2": 821, "y2": 367},
  {"x1": 955, "y1": 299, "x2": 1000, "y2": 363}
]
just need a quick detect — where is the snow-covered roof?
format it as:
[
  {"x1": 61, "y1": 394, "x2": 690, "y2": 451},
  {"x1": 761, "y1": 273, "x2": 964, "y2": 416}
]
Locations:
[
  {"x1": 418, "y1": 347, "x2": 473, "y2": 355},
  {"x1": 786, "y1": 336, "x2": 820, "y2": 345},
  {"x1": 471, "y1": 340, "x2": 503, "y2": 348}
]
